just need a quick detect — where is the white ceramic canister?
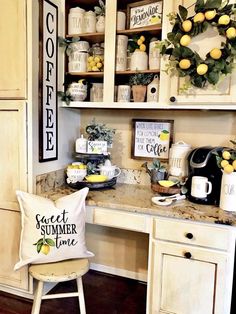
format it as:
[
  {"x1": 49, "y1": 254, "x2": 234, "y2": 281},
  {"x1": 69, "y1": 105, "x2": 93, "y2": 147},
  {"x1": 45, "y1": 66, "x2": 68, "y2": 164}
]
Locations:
[
  {"x1": 68, "y1": 51, "x2": 88, "y2": 72},
  {"x1": 149, "y1": 40, "x2": 160, "y2": 70},
  {"x1": 75, "y1": 134, "x2": 87, "y2": 153},
  {"x1": 116, "y1": 35, "x2": 128, "y2": 71},
  {"x1": 84, "y1": 11, "x2": 96, "y2": 33},
  {"x1": 169, "y1": 141, "x2": 192, "y2": 177},
  {"x1": 68, "y1": 7, "x2": 85, "y2": 35},
  {"x1": 130, "y1": 50, "x2": 148, "y2": 71},
  {"x1": 117, "y1": 85, "x2": 131, "y2": 102},
  {"x1": 116, "y1": 11, "x2": 126, "y2": 30},
  {"x1": 90, "y1": 83, "x2": 104, "y2": 102},
  {"x1": 67, "y1": 80, "x2": 88, "y2": 101},
  {"x1": 147, "y1": 75, "x2": 159, "y2": 102},
  {"x1": 220, "y1": 172, "x2": 236, "y2": 212},
  {"x1": 69, "y1": 41, "x2": 90, "y2": 53}
]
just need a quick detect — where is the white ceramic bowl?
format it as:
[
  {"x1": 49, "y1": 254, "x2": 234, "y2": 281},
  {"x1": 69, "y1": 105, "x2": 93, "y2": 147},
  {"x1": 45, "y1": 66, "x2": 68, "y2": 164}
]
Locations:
[{"x1": 66, "y1": 168, "x2": 87, "y2": 183}]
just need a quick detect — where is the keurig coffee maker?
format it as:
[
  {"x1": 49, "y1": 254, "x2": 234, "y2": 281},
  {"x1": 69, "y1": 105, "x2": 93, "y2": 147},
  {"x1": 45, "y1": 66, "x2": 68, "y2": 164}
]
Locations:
[{"x1": 186, "y1": 146, "x2": 224, "y2": 205}]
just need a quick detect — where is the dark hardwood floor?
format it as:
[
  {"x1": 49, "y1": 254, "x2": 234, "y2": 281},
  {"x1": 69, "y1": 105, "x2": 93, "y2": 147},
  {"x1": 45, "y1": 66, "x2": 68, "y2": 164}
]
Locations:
[{"x1": 0, "y1": 270, "x2": 147, "y2": 314}]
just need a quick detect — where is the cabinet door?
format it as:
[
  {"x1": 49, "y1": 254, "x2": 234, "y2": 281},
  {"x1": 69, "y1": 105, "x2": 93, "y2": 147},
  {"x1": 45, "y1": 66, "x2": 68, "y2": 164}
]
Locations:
[
  {"x1": 148, "y1": 240, "x2": 229, "y2": 314},
  {"x1": 0, "y1": 209, "x2": 28, "y2": 290},
  {"x1": 0, "y1": 102, "x2": 27, "y2": 211},
  {"x1": 0, "y1": 0, "x2": 27, "y2": 99},
  {"x1": 166, "y1": 0, "x2": 236, "y2": 105}
]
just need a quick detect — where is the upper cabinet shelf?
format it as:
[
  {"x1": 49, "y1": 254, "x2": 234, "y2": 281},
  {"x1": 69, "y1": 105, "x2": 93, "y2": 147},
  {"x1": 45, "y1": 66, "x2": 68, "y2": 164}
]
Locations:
[
  {"x1": 66, "y1": 32, "x2": 104, "y2": 44},
  {"x1": 117, "y1": 25, "x2": 162, "y2": 37},
  {"x1": 60, "y1": 0, "x2": 236, "y2": 110}
]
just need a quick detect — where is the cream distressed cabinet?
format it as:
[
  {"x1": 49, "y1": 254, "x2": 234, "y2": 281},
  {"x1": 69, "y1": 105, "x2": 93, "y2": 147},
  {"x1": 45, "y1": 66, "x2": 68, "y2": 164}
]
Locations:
[
  {"x1": 147, "y1": 217, "x2": 236, "y2": 314},
  {"x1": 0, "y1": 0, "x2": 27, "y2": 99},
  {"x1": 0, "y1": 103, "x2": 28, "y2": 291},
  {"x1": 61, "y1": 0, "x2": 236, "y2": 110}
]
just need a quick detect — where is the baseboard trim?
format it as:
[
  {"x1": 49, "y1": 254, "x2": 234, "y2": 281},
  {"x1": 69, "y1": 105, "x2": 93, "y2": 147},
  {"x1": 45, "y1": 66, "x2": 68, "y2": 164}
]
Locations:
[{"x1": 90, "y1": 262, "x2": 147, "y2": 282}]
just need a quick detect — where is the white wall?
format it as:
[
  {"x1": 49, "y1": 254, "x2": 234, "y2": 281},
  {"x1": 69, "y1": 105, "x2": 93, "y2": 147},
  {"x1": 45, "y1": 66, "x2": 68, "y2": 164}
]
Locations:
[{"x1": 28, "y1": 0, "x2": 81, "y2": 192}]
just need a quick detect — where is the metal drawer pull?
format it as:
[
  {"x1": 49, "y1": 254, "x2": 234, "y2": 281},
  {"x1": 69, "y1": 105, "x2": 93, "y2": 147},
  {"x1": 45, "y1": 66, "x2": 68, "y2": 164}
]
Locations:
[
  {"x1": 184, "y1": 252, "x2": 192, "y2": 259},
  {"x1": 185, "y1": 232, "x2": 193, "y2": 239}
]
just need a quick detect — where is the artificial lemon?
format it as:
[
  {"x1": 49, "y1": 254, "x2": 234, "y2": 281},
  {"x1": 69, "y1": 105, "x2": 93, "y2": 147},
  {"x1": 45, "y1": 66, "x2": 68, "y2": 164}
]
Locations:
[
  {"x1": 92, "y1": 66, "x2": 99, "y2": 71},
  {"x1": 218, "y1": 15, "x2": 230, "y2": 25},
  {"x1": 96, "y1": 62, "x2": 103, "y2": 69},
  {"x1": 193, "y1": 12, "x2": 205, "y2": 23},
  {"x1": 224, "y1": 164, "x2": 234, "y2": 174},
  {"x1": 221, "y1": 159, "x2": 229, "y2": 168},
  {"x1": 205, "y1": 10, "x2": 216, "y2": 20},
  {"x1": 139, "y1": 44, "x2": 146, "y2": 52},
  {"x1": 232, "y1": 160, "x2": 236, "y2": 170},
  {"x1": 222, "y1": 150, "x2": 231, "y2": 160},
  {"x1": 226, "y1": 27, "x2": 236, "y2": 40},
  {"x1": 182, "y1": 20, "x2": 192, "y2": 32},
  {"x1": 40, "y1": 244, "x2": 50, "y2": 255},
  {"x1": 197, "y1": 64, "x2": 208, "y2": 75},
  {"x1": 94, "y1": 56, "x2": 101, "y2": 63},
  {"x1": 137, "y1": 39, "x2": 143, "y2": 46},
  {"x1": 158, "y1": 180, "x2": 176, "y2": 187},
  {"x1": 140, "y1": 35, "x2": 145, "y2": 42},
  {"x1": 210, "y1": 48, "x2": 222, "y2": 60},
  {"x1": 78, "y1": 163, "x2": 87, "y2": 169},
  {"x1": 88, "y1": 56, "x2": 94, "y2": 62},
  {"x1": 179, "y1": 59, "x2": 191, "y2": 70},
  {"x1": 180, "y1": 34, "x2": 191, "y2": 46},
  {"x1": 89, "y1": 60, "x2": 96, "y2": 67}
]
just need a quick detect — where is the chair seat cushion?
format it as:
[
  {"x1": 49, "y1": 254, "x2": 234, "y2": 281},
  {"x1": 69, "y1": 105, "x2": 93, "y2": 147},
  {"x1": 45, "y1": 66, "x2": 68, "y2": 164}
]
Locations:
[
  {"x1": 14, "y1": 188, "x2": 94, "y2": 270},
  {"x1": 29, "y1": 258, "x2": 90, "y2": 282}
]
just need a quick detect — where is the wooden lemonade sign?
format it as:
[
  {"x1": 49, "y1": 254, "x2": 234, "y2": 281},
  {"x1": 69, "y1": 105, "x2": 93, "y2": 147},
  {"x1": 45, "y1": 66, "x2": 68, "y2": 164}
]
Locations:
[{"x1": 128, "y1": 0, "x2": 162, "y2": 29}]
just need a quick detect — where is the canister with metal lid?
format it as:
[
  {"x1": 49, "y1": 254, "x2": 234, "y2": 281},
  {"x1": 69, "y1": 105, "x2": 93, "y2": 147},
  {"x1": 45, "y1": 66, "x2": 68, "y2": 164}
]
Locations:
[
  {"x1": 68, "y1": 7, "x2": 85, "y2": 35},
  {"x1": 169, "y1": 141, "x2": 192, "y2": 177}
]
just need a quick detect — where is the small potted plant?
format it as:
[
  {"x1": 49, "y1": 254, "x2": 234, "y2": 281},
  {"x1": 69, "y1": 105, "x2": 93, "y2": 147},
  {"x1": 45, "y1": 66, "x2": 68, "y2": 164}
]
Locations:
[
  {"x1": 129, "y1": 73, "x2": 153, "y2": 102},
  {"x1": 142, "y1": 159, "x2": 167, "y2": 183},
  {"x1": 85, "y1": 118, "x2": 116, "y2": 147}
]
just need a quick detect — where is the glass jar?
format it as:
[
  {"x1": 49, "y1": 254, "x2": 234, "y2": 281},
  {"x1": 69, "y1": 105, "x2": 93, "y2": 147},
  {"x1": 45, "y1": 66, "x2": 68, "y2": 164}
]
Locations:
[{"x1": 87, "y1": 43, "x2": 104, "y2": 72}]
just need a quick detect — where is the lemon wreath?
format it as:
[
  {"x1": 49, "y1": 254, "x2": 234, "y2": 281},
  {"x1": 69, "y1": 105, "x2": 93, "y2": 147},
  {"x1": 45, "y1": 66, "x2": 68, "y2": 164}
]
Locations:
[{"x1": 160, "y1": 0, "x2": 236, "y2": 89}]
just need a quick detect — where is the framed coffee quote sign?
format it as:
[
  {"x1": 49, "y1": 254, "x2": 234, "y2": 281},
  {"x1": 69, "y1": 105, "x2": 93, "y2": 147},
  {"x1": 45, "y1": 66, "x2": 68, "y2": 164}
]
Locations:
[{"x1": 131, "y1": 119, "x2": 174, "y2": 160}]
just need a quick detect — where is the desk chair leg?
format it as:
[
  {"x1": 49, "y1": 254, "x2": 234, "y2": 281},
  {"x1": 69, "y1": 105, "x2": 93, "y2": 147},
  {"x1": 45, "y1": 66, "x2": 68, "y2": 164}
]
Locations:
[
  {"x1": 31, "y1": 280, "x2": 44, "y2": 314},
  {"x1": 76, "y1": 277, "x2": 86, "y2": 314}
]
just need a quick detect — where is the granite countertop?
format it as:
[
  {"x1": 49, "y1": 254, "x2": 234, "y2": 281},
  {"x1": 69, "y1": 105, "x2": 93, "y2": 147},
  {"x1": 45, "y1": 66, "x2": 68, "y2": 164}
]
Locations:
[{"x1": 40, "y1": 183, "x2": 236, "y2": 227}]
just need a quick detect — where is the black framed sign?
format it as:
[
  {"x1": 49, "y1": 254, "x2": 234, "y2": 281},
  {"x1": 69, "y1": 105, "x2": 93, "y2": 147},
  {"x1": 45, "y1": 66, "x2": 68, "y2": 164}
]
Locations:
[
  {"x1": 39, "y1": 0, "x2": 58, "y2": 162},
  {"x1": 131, "y1": 119, "x2": 174, "y2": 160}
]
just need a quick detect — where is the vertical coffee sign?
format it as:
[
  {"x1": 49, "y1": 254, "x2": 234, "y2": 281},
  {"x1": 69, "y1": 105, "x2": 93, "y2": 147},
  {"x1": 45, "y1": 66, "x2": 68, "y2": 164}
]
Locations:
[{"x1": 39, "y1": 0, "x2": 58, "y2": 161}]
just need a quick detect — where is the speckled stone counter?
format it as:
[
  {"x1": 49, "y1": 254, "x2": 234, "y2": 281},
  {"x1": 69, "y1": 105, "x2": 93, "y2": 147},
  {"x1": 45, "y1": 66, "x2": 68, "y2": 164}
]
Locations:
[{"x1": 41, "y1": 183, "x2": 236, "y2": 227}]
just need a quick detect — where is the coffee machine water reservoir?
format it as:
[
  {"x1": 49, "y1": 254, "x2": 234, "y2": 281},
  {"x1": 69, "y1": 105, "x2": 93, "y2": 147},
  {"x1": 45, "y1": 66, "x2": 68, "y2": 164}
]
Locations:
[{"x1": 186, "y1": 146, "x2": 224, "y2": 205}]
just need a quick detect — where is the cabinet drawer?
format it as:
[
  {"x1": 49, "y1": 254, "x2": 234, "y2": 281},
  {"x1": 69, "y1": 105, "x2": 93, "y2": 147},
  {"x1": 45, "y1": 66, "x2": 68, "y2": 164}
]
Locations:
[
  {"x1": 153, "y1": 218, "x2": 230, "y2": 250},
  {"x1": 93, "y1": 208, "x2": 147, "y2": 233}
]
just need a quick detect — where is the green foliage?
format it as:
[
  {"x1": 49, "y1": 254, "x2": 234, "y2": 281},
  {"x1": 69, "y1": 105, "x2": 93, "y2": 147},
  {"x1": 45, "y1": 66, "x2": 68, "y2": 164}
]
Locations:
[
  {"x1": 57, "y1": 91, "x2": 74, "y2": 106},
  {"x1": 85, "y1": 118, "x2": 116, "y2": 145},
  {"x1": 58, "y1": 36, "x2": 80, "y2": 56},
  {"x1": 129, "y1": 73, "x2": 154, "y2": 86},
  {"x1": 159, "y1": 0, "x2": 236, "y2": 89},
  {"x1": 94, "y1": 0, "x2": 105, "y2": 16}
]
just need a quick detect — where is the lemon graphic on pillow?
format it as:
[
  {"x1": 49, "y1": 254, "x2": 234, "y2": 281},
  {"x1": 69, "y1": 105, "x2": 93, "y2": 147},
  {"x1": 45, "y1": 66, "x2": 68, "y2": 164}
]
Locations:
[
  {"x1": 159, "y1": 130, "x2": 169, "y2": 141},
  {"x1": 34, "y1": 237, "x2": 55, "y2": 254}
]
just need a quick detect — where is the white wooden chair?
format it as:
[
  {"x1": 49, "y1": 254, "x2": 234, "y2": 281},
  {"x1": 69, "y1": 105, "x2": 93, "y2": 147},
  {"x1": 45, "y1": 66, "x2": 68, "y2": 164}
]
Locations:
[{"x1": 29, "y1": 258, "x2": 89, "y2": 314}]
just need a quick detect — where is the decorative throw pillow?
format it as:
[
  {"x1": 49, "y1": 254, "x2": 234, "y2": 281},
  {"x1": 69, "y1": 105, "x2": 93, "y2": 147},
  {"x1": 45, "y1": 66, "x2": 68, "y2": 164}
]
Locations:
[{"x1": 14, "y1": 187, "x2": 93, "y2": 270}]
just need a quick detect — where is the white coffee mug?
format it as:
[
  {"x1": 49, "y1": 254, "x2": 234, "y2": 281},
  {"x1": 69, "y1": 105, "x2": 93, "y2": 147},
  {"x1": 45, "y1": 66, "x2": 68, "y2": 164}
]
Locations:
[
  {"x1": 117, "y1": 85, "x2": 130, "y2": 102},
  {"x1": 99, "y1": 165, "x2": 121, "y2": 180},
  {"x1": 191, "y1": 176, "x2": 212, "y2": 199}
]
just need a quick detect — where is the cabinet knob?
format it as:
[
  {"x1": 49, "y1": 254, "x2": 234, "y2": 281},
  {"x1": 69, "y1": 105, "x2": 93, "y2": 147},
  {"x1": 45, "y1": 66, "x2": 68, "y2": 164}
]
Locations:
[
  {"x1": 185, "y1": 232, "x2": 193, "y2": 239},
  {"x1": 184, "y1": 252, "x2": 192, "y2": 259},
  {"x1": 169, "y1": 96, "x2": 176, "y2": 102}
]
